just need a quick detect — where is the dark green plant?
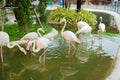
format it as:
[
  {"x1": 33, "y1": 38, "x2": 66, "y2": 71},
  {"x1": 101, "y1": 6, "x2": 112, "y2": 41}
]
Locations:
[
  {"x1": 38, "y1": 0, "x2": 47, "y2": 22},
  {"x1": 13, "y1": 0, "x2": 32, "y2": 30},
  {"x1": 0, "y1": 0, "x2": 5, "y2": 7},
  {"x1": 48, "y1": 7, "x2": 97, "y2": 31},
  {"x1": 38, "y1": 0, "x2": 50, "y2": 23}
]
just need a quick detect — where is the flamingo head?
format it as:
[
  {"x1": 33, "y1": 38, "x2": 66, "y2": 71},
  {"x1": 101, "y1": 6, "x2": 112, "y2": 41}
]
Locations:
[
  {"x1": 38, "y1": 28, "x2": 45, "y2": 33},
  {"x1": 99, "y1": 16, "x2": 103, "y2": 21},
  {"x1": 60, "y1": 18, "x2": 66, "y2": 24}
]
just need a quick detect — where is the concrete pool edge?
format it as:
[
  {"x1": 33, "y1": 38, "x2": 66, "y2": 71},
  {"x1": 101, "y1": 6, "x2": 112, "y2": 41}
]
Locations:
[
  {"x1": 84, "y1": 8, "x2": 120, "y2": 32},
  {"x1": 83, "y1": 8, "x2": 120, "y2": 80},
  {"x1": 105, "y1": 46, "x2": 120, "y2": 80}
]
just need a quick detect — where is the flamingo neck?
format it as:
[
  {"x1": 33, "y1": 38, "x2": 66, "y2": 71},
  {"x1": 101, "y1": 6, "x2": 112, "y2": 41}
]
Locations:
[
  {"x1": 61, "y1": 21, "x2": 66, "y2": 35},
  {"x1": 7, "y1": 42, "x2": 27, "y2": 55},
  {"x1": 32, "y1": 41, "x2": 41, "y2": 53},
  {"x1": 37, "y1": 29, "x2": 43, "y2": 37},
  {"x1": 100, "y1": 18, "x2": 102, "y2": 23}
]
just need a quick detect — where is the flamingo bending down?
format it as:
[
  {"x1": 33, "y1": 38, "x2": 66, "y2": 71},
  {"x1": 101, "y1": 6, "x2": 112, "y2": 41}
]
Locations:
[
  {"x1": 7, "y1": 42, "x2": 27, "y2": 55},
  {"x1": 77, "y1": 21, "x2": 89, "y2": 29},
  {"x1": 76, "y1": 25, "x2": 93, "y2": 43},
  {"x1": 98, "y1": 16, "x2": 106, "y2": 39},
  {"x1": 27, "y1": 37, "x2": 52, "y2": 66},
  {"x1": 0, "y1": 31, "x2": 27, "y2": 62},
  {"x1": 60, "y1": 18, "x2": 80, "y2": 55}
]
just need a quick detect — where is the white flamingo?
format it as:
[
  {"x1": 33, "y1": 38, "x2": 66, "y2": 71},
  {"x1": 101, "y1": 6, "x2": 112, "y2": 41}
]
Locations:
[
  {"x1": 77, "y1": 21, "x2": 89, "y2": 29},
  {"x1": 98, "y1": 16, "x2": 106, "y2": 39},
  {"x1": 0, "y1": 31, "x2": 27, "y2": 62},
  {"x1": 20, "y1": 28, "x2": 44, "y2": 40},
  {"x1": 27, "y1": 37, "x2": 51, "y2": 71},
  {"x1": 76, "y1": 25, "x2": 93, "y2": 43},
  {"x1": 60, "y1": 18, "x2": 81, "y2": 56}
]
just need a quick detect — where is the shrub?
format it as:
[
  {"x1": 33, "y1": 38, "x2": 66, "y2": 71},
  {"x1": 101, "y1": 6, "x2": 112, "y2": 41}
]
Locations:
[{"x1": 48, "y1": 7, "x2": 97, "y2": 31}]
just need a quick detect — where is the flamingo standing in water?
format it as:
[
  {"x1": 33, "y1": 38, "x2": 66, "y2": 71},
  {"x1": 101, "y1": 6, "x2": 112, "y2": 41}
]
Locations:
[
  {"x1": 98, "y1": 16, "x2": 106, "y2": 39},
  {"x1": 0, "y1": 31, "x2": 27, "y2": 62},
  {"x1": 20, "y1": 28, "x2": 44, "y2": 48},
  {"x1": 60, "y1": 18, "x2": 80, "y2": 56},
  {"x1": 26, "y1": 37, "x2": 51, "y2": 71},
  {"x1": 77, "y1": 21, "x2": 89, "y2": 29},
  {"x1": 76, "y1": 25, "x2": 93, "y2": 43}
]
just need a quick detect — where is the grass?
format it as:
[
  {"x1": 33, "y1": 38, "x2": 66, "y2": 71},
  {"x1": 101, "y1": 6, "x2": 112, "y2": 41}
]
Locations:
[{"x1": 3, "y1": 23, "x2": 52, "y2": 41}]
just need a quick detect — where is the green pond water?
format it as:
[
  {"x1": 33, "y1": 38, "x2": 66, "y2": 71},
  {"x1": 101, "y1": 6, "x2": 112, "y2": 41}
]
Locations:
[
  {"x1": 1, "y1": 11, "x2": 120, "y2": 80},
  {"x1": 0, "y1": 33, "x2": 120, "y2": 80}
]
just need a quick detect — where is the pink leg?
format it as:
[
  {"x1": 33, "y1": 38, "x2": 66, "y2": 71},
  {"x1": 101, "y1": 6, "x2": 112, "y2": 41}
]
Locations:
[
  {"x1": 0, "y1": 46, "x2": 3, "y2": 63},
  {"x1": 38, "y1": 48, "x2": 48, "y2": 72},
  {"x1": 39, "y1": 48, "x2": 48, "y2": 66},
  {"x1": 68, "y1": 42, "x2": 71, "y2": 55},
  {"x1": 71, "y1": 42, "x2": 76, "y2": 53},
  {"x1": 79, "y1": 34, "x2": 83, "y2": 42}
]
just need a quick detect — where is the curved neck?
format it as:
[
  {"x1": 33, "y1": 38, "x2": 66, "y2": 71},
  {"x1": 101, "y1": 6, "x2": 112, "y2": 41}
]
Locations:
[
  {"x1": 32, "y1": 41, "x2": 41, "y2": 53},
  {"x1": 61, "y1": 21, "x2": 66, "y2": 35},
  {"x1": 7, "y1": 42, "x2": 27, "y2": 55},
  {"x1": 100, "y1": 18, "x2": 102, "y2": 23},
  {"x1": 37, "y1": 29, "x2": 44, "y2": 37}
]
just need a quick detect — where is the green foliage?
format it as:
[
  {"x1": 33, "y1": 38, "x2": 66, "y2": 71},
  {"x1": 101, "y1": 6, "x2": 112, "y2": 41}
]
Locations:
[
  {"x1": 48, "y1": 7, "x2": 97, "y2": 31},
  {"x1": 0, "y1": 0, "x2": 4, "y2": 4},
  {"x1": 0, "y1": 0, "x2": 5, "y2": 7},
  {"x1": 4, "y1": 23, "x2": 52, "y2": 41},
  {"x1": 38, "y1": 0, "x2": 48, "y2": 23},
  {"x1": 14, "y1": 0, "x2": 32, "y2": 29}
]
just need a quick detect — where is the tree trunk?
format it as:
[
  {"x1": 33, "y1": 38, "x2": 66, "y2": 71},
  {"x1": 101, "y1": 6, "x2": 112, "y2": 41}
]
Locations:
[{"x1": 77, "y1": 0, "x2": 81, "y2": 12}]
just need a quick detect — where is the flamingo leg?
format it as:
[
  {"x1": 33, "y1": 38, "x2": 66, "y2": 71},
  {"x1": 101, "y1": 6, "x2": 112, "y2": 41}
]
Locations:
[
  {"x1": 43, "y1": 48, "x2": 48, "y2": 66},
  {"x1": 89, "y1": 33, "x2": 94, "y2": 44},
  {"x1": 71, "y1": 42, "x2": 76, "y2": 54},
  {"x1": 39, "y1": 47, "x2": 48, "y2": 66},
  {"x1": 38, "y1": 48, "x2": 48, "y2": 72},
  {"x1": 86, "y1": 34, "x2": 88, "y2": 44},
  {"x1": 68, "y1": 42, "x2": 71, "y2": 55},
  {"x1": 0, "y1": 46, "x2": 3, "y2": 63},
  {"x1": 80, "y1": 34, "x2": 84, "y2": 42},
  {"x1": 98, "y1": 30, "x2": 102, "y2": 40}
]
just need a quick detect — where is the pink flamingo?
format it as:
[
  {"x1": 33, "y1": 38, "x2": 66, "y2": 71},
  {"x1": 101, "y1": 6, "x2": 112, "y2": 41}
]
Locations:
[
  {"x1": 20, "y1": 28, "x2": 44, "y2": 40},
  {"x1": 26, "y1": 37, "x2": 51, "y2": 71},
  {"x1": 76, "y1": 25, "x2": 93, "y2": 43},
  {"x1": 60, "y1": 18, "x2": 80, "y2": 56},
  {"x1": 77, "y1": 21, "x2": 89, "y2": 29},
  {"x1": 0, "y1": 31, "x2": 27, "y2": 62},
  {"x1": 98, "y1": 16, "x2": 106, "y2": 39}
]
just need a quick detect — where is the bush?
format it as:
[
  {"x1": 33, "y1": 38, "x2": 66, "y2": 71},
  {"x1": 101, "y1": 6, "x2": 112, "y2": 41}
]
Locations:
[{"x1": 48, "y1": 7, "x2": 97, "y2": 32}]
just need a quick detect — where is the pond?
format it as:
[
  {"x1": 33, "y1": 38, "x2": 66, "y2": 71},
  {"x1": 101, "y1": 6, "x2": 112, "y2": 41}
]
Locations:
[{"x1": 0, "y1": 13, "x2": 120, "y2": 80}]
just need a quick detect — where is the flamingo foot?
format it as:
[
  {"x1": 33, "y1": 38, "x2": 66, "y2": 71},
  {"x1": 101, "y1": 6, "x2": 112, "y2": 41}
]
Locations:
[
  {"x1": 2, "y1": 63, "x2": 9, "y2": 67},
  {"x1": 37, "y1": 66, "x2": 47, "y2": 72},
  {"x1": 65, "y1": 54, "x2": 72, "y2": 58}
]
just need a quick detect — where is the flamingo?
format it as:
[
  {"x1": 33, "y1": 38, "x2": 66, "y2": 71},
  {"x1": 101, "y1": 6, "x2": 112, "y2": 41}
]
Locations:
[
  {"x1": 76, "y1": 25, "x2": 93, "y2": 43},
  {"x1": 60, "y1": 18, "x2": 80, "y2": 56},
  {"x1": 27, "y1": 37, "x2": 51, "y2": 71},
  {"x1": 77, "y1": 21, "x2": 89, "y2": 29},
  {"x1": 0, "y1": 31, "x2": 27, "y2": 62},
  {"x1": 20, "y1": 28, "x2": 44, "y2": 40},
  {"x1": 98, "y1": 16, "x2": 106, "y2": 39}
]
